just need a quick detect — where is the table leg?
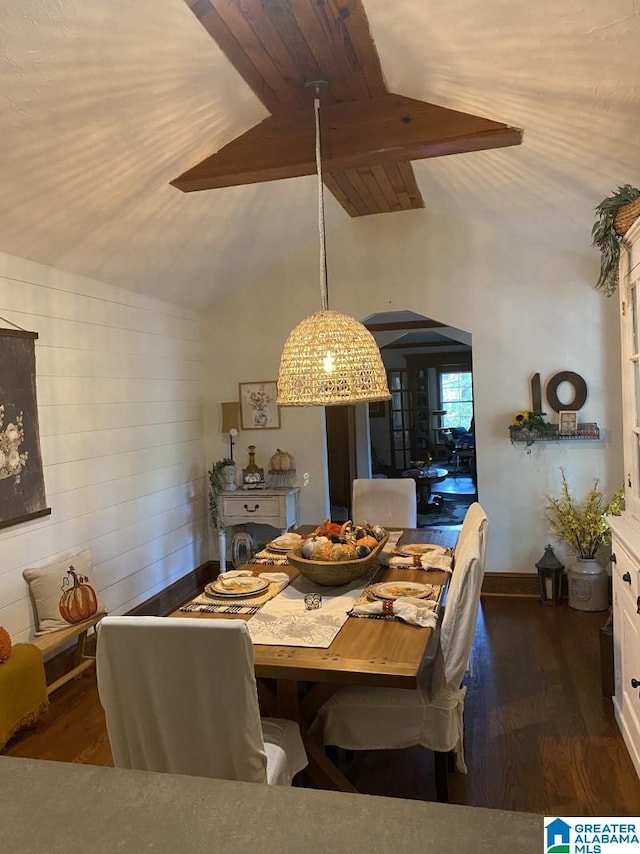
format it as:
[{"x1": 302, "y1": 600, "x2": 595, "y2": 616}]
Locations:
[
  {"x1": 273, "y1": 679, "x2": 358, "y2": 793},
  {"x1": 302, "y1": 736, "x2": 359, "y2": 793}
]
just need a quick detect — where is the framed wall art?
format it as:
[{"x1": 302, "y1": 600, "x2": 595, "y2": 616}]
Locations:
[
  {"x1": 558, "y1": 410, "x2": 578, "y2": 436},
  {"x1": 0, "y1": 327, "x2": 51, "y2": 529},
  {"x1": 239, "y1": 381, "x2": 280, "y2": 430}
]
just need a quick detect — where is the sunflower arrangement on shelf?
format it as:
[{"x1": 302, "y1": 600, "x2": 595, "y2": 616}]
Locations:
[{"x1": 509, "y1": 411, "x2": 556, "y2": 449}]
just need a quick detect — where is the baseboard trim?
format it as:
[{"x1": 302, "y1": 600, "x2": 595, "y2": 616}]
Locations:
[{"x1": 482, "y1": 572, "x2": 539, "y2": 598}]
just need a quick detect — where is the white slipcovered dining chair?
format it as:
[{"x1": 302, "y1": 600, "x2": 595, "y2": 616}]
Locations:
[
  {"x1": 457, "y1": 501, "x2": 489, "y2": 569},
  {"x1": 352, "y1": 478, "x2": 417, "y2": 528},
  {"x1": 96, "y1": 616, "x2": 308, "y2": 786},
  {"x1": 317, "y1": 506, "x2": 488, "y2": 802}
]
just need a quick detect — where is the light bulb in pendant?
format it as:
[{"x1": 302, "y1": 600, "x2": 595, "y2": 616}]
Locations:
[{"x1": 323, "y1": 350, "x2": 335, "y2": 373}]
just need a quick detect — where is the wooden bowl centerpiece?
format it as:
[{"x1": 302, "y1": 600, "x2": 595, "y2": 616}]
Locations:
[{"x1": 287, "y1": 534, "x2": 389, "y2": 586}]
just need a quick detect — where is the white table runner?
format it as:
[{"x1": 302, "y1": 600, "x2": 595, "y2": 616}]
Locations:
[{"x1": 247, "y1": 576, "x2": 367, "y2": 648}]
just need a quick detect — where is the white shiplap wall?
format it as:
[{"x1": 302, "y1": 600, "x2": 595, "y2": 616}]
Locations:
[{"x1": 0, "y1": 252, "x2": 207, "y2": 642}]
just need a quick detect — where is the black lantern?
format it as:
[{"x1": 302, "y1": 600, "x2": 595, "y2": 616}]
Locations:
[{"x1": 535, "y1": 544, "x2": 564, "y2": 605}]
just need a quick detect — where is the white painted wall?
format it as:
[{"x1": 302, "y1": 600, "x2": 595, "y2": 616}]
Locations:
[
  {"x1": 202, "y1": 205, "x2": 623, "y2": 574},
  {"x1": 0, "y1": 252, "x2": 207, "y2": 642}
]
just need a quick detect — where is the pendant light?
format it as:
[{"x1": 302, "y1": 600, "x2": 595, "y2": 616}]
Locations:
[{"x1": 277, "y1": 83, "x2": 391, "y2": 407}]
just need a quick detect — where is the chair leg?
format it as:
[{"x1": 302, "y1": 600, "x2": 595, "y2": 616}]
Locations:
[
  {"x1": 434, "y1": 751, "x2": 449, "y2": 802},
  {"x1": 447, "y1": 749, "x2": 456, "y2": 772},
  {"x1": 325, "y1": 745, "x2": 354, "y2": 766}
]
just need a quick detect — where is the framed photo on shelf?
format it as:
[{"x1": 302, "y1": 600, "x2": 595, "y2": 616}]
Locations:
[
  {"x1": 558, "y1": 410, "x2": 578, "y2": 435},
  {"x1": 239, "y1": 381, "x2": 280, "y2": 430}
]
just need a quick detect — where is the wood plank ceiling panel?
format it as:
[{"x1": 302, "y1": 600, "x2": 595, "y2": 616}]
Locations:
[{"x1": 182, "y1": 0, "x2": 424, "y2": 216}]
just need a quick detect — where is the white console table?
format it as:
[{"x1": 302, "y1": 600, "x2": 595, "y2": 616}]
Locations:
[{"x1": 218, "y1": 487, "x2": 300, "y2": 572}]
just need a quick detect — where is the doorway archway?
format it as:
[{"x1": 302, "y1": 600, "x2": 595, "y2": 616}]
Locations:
[{"x1": 325, "y1": 310, "x2": 477, "y2": 529}]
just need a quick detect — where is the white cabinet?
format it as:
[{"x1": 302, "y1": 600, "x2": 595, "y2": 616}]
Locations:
[
  {"x1": 610, "y1": 522, "x2": 640, "y2": 777},
  {"x1": 610, "y1": 213, "x2": 640, "y2": 778},
  {"x1": 217, "y1": 487, "x2": 300, "y2": 572},
  {"x1": 221, "y1": 487, "x2": 300, "y2": 531}
]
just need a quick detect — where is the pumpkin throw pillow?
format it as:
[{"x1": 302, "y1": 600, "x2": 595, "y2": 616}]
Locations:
[{"x1": 23, "y1": 549, "x2": 106, "y2": 635}]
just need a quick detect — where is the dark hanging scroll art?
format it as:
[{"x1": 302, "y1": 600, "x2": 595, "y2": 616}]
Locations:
[{"x1": 0, "y1": 328, "x2": 50, "y2": 529}]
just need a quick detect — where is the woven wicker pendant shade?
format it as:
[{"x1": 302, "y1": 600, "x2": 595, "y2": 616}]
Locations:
[
  {"x1": 277, "y1": 83, "x2": 390, "y2": 407},
  {"x1": 278, "y1": 309, "x2": 390, "y2": 406}
]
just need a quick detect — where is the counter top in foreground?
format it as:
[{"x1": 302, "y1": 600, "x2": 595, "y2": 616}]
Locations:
[{"x1": 0, "y1": 756, "x2": 541, "y2": 854}]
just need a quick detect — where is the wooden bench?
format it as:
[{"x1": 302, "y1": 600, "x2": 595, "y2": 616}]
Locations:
[{"x1": 31, "y1": 614, "x2": 104, "y2": 696}]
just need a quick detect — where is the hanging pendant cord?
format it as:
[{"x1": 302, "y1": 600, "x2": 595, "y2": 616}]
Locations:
[{"x1": 314, "y1": 94, "x2": 329, "y2": 311}]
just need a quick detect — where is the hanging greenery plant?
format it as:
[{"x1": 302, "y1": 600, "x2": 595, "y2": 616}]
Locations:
[
  {"x1": 208, "y1": 458, "x2": 233, "y2": 531},
  {"x1": 591, "y1": 184, "x2": 640, "y2": 296}
]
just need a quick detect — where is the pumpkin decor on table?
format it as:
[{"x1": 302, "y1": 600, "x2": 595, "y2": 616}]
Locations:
[
  {"x1": 288, "y1": 519, "x2": 388, "y2": 586},
  {"x1": 59, "y1": 566, "x2": 99, "y2": 624},
  {"x1": 268, "y1": 448, "x2": 296, "y2": 488},
  {"x1": 0, "y1": 626, "x2": 11, "y2": 663}
]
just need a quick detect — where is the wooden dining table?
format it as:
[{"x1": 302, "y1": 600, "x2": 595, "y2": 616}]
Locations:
[{"x1": 171, "y1": 526, "x2": 457, "y2": 792}]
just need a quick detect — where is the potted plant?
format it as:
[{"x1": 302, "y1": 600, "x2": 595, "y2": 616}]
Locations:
[
  {"x1": 208, "y1": 458, "x2": 234, "y2": 532},
  {"x1": 592, "y1": 184, "x2": 640, "y2": 296},
  {"x1": 545, "y1": 469, "x2": 624, "y2": 561}
]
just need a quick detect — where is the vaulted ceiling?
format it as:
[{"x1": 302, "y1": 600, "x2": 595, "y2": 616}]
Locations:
[{"x1": 1, "y1": 1, "x2": 639, "y2": 308}]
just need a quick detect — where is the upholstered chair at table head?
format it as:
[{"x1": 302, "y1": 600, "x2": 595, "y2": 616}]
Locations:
[{"x1": 352, "y1": 478, "x2": 417, "y2": 528}]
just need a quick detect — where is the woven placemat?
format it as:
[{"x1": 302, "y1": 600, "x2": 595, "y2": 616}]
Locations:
[
  {"x1": 349, "y1": 583, "x2": 443, "y2": 621},
  {"x1": 179, "y1": 579, "x2": 289, "y2": 615}
]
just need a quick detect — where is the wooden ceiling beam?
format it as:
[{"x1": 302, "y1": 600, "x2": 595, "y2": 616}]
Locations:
[{"x1": 171, "y1": 93, "x2": 522, "y2": 192}]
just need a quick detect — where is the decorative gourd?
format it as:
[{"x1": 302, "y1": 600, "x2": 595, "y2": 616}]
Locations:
[
  {"x1": 269, "y1": 449, "x2": 295, "y2": 472},
  {"x1": 59, "y1": 566, "x2": 98, "y2": 624},
  {"x1": 356, "y1": 544, "x2": 371, "y2": 559},
  {"x1": 311, "y1": 542, "x2": 334, "y2": 561},
  {"x1": 313, "y1": 519, "x2": 343, "y2": 538},
  {"x1": 358, "y1": 535, "x2": 379, "y2": 551},
  {"x1": 340, "y1": 520, "x2": 354, "y2": 538},
  {"x1": 302, "y1": 535, "x2": 328, "y2": 559},
  {"x1": 0, "y1": 626, "x2": 11, "y2": 663},
  {"x1": 330, "y1": 542, "x2": 358, "y2": 561}
]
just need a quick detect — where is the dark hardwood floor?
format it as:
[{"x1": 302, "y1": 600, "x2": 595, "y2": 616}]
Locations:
[{"x1": 5, "y1": 596, "x2": 640, "y2": 815}]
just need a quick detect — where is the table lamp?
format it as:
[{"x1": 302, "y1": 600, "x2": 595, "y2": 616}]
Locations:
[{"x1": 221, "y1": 402, "x2": 240, "y2": 461}]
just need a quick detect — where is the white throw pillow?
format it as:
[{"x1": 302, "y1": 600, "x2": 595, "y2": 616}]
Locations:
[{"x1": 23, "y1": 549, "x2": 106, "y2": 635}]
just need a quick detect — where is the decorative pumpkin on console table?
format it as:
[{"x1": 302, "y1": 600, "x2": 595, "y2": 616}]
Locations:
[{"x1": 268, "y1": 449, "x2": 296, "y2": 488}]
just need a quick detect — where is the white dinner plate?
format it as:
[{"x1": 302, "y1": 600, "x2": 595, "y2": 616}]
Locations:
[
  {"x1": 395, "y1": 544, "x2": 448, "y2": 558},
  {"x1": 205, "y1": 577, "x2": 269, "y2": 598},
  {"x1": 369, "y1": 581, "x2": 436, "y2": 601},
  {"x1": 268, "y1": 534, "x2": 303, "y2": 552}
]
